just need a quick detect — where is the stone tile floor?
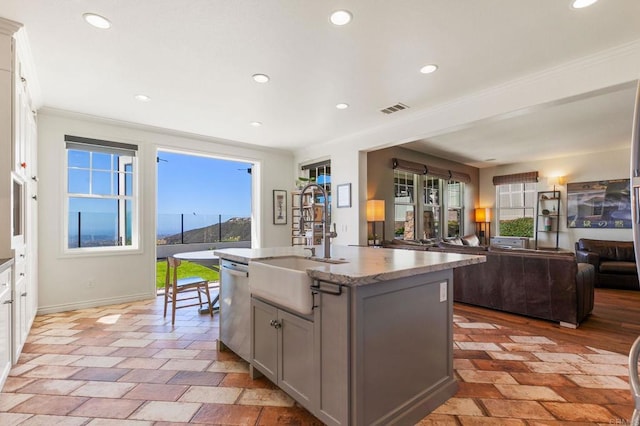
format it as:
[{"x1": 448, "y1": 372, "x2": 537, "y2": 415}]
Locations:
[{"x1": 0, "y1": 296, "x2": 635, "y2": 425}]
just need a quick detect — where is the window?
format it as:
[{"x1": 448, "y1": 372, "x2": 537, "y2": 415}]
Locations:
[
  {"x1": 422, "y1": 177, "x2": 440, "y2": 239},
  {"x1": 301, "y1": 160, "x2": 331, "y2": 202},
  {"x1": 394, "y1": 170, "x2": 415, "y2": 239},
  {"x1": 446, "y1": 181, "x2": 464, "y2": 237},
  {"x1": 65, "y1": 135, "x2": 138, "y2": 250},
  {"x1": 496, "y1": 182, "x2": 536, "y2": 237}
]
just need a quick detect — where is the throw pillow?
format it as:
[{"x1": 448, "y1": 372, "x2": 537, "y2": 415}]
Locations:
[{"x1": 461, "y1": 234, "x2": 480, "y2": 247}]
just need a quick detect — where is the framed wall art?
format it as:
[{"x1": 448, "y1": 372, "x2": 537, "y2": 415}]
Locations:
[
  {"x1": 567, "y1": 179, "x2": 631, "y2": 229},
  {"x1": 337, "y1": 183, "x2": 351, "y2": 208},
  {"x1": 273, "y1": 189, "x2": 287, "y2": 225}
]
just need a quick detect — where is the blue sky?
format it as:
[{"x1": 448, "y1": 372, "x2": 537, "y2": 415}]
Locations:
[
  {"x1": 157, "y1": 151, "x2": 252, "y2": 217},
  {"x1": 67, "y1": 149, "x2": 253, "y2": 240}
]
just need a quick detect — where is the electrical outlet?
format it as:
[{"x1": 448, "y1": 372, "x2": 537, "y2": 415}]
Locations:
[
  {"x1": 88, "y1": 279, "x2": 95, "y2": 288},
  {"x1": 439, "y1": 282, "x2": 447, "y2": 302}
]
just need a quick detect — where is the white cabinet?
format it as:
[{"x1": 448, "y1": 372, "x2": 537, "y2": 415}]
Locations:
[
  {"x1": 251, "y1": 297, "x2": 316, "y2": 411},
  {"x1": 0, "y1": 20, "x2": 38, "y2": 367},
  {"x1": 0, "y1": 266, "x2": 13, "y2": 389},
  {"x1": 13, "y1": 62, "x2": 31, "y2": 178},
  {"x1": 12, "y1": 250, "x2": 28, "y2": 360}
]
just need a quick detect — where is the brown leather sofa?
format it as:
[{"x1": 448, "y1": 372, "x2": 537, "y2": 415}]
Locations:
[
  {"x1": 429, "y1": 245, "x2": 595, "y2": 327},
  {"x1": 574, "y1": 238, "x2": 638, "y2": 290}
]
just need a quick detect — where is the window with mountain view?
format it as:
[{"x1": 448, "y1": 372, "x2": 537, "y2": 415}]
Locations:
[
  {"x1": 156, "y1": 151, "x2": 252, "y2": 245},
  {"x1": 65, "y1": 135, "x2": 138, "y2": 250}
]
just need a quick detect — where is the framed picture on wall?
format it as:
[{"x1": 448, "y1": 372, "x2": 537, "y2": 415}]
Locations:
[
  {"x1": 567, "y1": 179, "x2": 631, "y2": 229},
  {"x1": 337, "y1": 183, "x2": 351, "y2": 208},
  {"x1": 273, "y1": 189, "x2": 287, "y2": 225}
]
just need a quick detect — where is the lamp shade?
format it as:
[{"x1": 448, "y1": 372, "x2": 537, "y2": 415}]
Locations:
[
  {"x1": 366, "y1": 200, "x2": 385, "y2": 222},
  {"x1": 475, "y1": 207, "x2": 491, "y2": 223}
]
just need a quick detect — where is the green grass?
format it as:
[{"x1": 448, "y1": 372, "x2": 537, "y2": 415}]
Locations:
[{"x1": 156, "y1": 260, "x2": 220, "y2": 289}]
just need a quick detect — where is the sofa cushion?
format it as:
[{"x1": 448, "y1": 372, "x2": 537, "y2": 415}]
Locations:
[
  {"x1": 461, "y1": 234, "x2": 481, "y2": 247},
  {"x1": 577, "y1": 238, "x2": 634, "y2": 261},
  {"x1": 433, "y1": 242, "x2": 488, "y2": 252},
  {"x1": 600, "y1": 261, "x2": 637, "y2": 275},
  {"x1": 616, "y1": 244, "x2": 635, "y2": 262}
]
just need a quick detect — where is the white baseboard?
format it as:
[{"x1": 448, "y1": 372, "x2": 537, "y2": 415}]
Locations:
[{"x1": 37, "y1": 292, "x2": 156, "y2": 315}]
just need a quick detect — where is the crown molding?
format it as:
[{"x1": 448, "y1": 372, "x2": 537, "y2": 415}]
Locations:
[
  {"x1": 38, "y1": 106, "x2": 293, "y2": 156},
  {"x1": 0, "y1": 17, "x2": 22, "y2": 36},
  {"x1": 15, "y1": 27, "x2": 43, "y2": 109}
]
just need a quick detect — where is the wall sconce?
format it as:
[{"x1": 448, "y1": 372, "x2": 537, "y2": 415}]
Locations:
[
  {"x1": 548, "y1": 175, "x2": 567, "y2": 193},
  {"x1": 474, "y1": 207, "x2": 491, "y2": 245},
  {"x1": 366, "y1": 200, "x2": 385, "y2": 246}
]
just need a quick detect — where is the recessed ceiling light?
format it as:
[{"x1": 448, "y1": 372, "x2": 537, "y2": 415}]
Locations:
[
  {"x1": 571, "y1": 0, "x2": 598, "y2": 8},
  {"x1": 330, "y1": 10, "x2": 353, "y2": 26},
  {"x1": 83, "y1": 13, "x2": 112, "y2": 29},
  {"x1": 420, "y1": 64, "x2": 438, "y2": 74},
  {"x1": 134, "y1": 94, "x2": 150, "y2": 102},
  {"x1": 250, "y1": 121, "x2": 262, "y2": 127},
  {"x1": 252, "y1": 74, "x2": 270, "y2": 83},
  {"x1": 336, "y1": 103, "x2": 349, "y2": 110}
]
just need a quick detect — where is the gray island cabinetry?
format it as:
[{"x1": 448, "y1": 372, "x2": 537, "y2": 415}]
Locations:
[{"x1": 215, "y1": 246, "x2": 484, "y2": 426}]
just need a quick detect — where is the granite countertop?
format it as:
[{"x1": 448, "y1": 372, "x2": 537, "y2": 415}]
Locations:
[
  {"x1": 214, "y1": 245, "x2": 485, "y2": 286},
  {"x1": 0, "y1": 258, "x2": 14, "y2": 273}
]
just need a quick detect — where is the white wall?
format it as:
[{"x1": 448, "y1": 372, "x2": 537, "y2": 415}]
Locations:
[
  {"x1": 480, "y1": 148, "x2": 632, "y2": 251},
  {"x1": 37, "y1": 110, "x2": 294, "y2": 314}
]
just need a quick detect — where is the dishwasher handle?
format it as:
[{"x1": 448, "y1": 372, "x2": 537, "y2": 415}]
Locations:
[
  {"x1": 222, "y1": 264, "x2": 249, "y2": 278},
  {"x1": 310, "y1": 281, "x2": 343, "y2": 296}
]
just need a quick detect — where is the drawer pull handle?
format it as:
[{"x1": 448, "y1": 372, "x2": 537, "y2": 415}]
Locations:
[
  {"x1": 2, "y1": 300, "x2": 12, "y2": 305},
  {"x1": 310, "y1": 282, "x2": 343, "y2": 296},
  {"x1": 21, "y1": 292, "x2": 27, "y2": 297}
]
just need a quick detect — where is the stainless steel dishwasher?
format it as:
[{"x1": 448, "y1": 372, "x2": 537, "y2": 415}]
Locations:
[{"x1": 219, "y1": 259, "x2": 250, "y2": 362}]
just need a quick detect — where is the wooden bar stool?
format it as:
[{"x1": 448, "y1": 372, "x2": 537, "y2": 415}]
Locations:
[{"x1": 164, "y1": 256, "x2": 213, "y2": 325}]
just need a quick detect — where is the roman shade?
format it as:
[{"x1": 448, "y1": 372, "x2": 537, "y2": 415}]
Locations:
[
  {"x1": 492, "y1": 171, "x2": 538, "y2": 185},
  {"x1": 392, "y1": 158, "x2": 472, "y2": 182},
  {"x1": 301, "y1": 159, "x2": 330, "y2": 170},
  {"x1": 392, "y1": 158, "x2": 427, "y2": 174},
  {"x1": 65, "y1": 134, "x2": 138, "y2": 157},
  {"x1": 425, "y1": 165, "x2": 451, "y2": 180},
  {"x1": 449, "y1": 170, "x2": 471, "y2": 183}
]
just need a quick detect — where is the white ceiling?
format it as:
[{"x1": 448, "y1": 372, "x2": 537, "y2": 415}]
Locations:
[{"x1": 1, "y1": 0, "x2": 640, "y2": 167}]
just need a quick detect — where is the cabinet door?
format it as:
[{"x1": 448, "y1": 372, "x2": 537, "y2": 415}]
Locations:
[
  {"x1": 251, "y1": 298, "x2": 278, "y2": 382},
  {"x1": 278, "y1": 308, "x2": 315, "y2": 409},
  {"x1": 13, "y1": 68, "x2": 29, "y2": 177},
  {"x1": 13, "y1": 276, "x2": 28, "y2": 361},
  {"x1": 315, "y1": 283, "x2": 350, "y2": 426},
  {"x1": 0, "y1": 270, "x2": 13, "y2": 388}
]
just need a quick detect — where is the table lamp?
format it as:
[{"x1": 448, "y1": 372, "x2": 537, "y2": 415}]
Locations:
[
  {"x1": 475, "y1": 207, "x2": 491, "y2": 245},
  {"x1": 367, "y1": 200, "x2": 385, "y2": 246}
]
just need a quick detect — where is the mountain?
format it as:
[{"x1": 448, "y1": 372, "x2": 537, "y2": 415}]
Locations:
[{"x1": 161, "y1": 217, "x2": 251, "y2": 244}]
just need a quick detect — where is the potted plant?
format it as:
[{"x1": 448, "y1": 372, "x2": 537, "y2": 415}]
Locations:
[{"x1": 296, "y1": 176, "x2": 316, "y2": 189}]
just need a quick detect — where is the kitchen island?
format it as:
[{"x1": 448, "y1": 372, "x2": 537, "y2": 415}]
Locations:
[{"x1": 215, "y1": 245, "x2": 484, "y2": 426}]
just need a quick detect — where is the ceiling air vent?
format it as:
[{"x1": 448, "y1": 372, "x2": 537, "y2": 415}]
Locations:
[{"x1": 380, "y1": 103, "x2": 409, "y2": 115}]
